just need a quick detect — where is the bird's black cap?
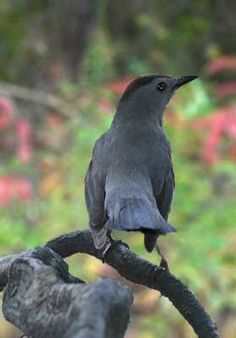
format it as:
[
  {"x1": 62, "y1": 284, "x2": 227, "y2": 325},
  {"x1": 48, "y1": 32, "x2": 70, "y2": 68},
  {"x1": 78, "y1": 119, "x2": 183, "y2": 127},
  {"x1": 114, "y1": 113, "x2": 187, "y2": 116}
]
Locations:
[
  {"x1": 119, "y1": 75, "x2": 158, "y2": 103},
  {"x1": 119, "y1": 74, "x2": 198, "y2": 104}
]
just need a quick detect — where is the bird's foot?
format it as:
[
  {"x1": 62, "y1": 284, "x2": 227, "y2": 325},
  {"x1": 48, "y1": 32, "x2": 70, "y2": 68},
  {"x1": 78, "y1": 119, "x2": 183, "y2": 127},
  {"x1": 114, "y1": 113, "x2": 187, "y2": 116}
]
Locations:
[
  {"x1": 159, "y1": 256, "x2": 169, "y2": 272},
  {"x1": 107, "y1": 231, "x2": 129, "y2": 249},
  {"x1": 102, "y1": 240, "x2": 113, "y2": 259},
  {"x1": 101, "y1": 237, "x2": 129, "y2": 262},
  {"x1": 113, "y1": 239, "x2": 129, "y2": 250},
  {"x1": 155, "y1": 243, "x2": 169, "y2": 272},
  {"x1": 101, "y1": 236, "x2": 113, "y2": 263}
]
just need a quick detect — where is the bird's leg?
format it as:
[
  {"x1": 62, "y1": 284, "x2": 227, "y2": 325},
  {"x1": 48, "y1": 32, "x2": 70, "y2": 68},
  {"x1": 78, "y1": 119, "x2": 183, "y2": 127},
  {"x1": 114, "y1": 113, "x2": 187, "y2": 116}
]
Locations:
[
  {"x1": 102, "y1": 230, "x2": 129, "y2": 262},
  {"x1": 155, "y1": 242, "x2": 169, "y2": 272},
  {"x1": 101, "y1": 231, "x2": 113, "y2": 260}
]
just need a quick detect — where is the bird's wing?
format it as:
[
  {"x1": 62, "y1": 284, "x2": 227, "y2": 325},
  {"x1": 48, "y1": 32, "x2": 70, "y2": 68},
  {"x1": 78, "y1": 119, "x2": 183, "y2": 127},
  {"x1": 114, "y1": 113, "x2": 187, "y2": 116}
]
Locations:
[
  {"x1": 154, "y1": 166, "x2": 175, "y2": 220},
  {"x1": 145, "y1": 166, "x2": 175, "y2": 252},
  {"x1": 151, "y1": 133, "x2": 175, "y2": 220},
  {"x1": 84, "y1": 137, "x2": 108, "y2": 249}
]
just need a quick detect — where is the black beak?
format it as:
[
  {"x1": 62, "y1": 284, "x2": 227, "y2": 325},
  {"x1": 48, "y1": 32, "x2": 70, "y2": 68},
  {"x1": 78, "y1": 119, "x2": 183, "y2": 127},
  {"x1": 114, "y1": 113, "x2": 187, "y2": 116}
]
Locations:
[{"x1": 174, "y1": 75, "x2": 198, "y2": 89}]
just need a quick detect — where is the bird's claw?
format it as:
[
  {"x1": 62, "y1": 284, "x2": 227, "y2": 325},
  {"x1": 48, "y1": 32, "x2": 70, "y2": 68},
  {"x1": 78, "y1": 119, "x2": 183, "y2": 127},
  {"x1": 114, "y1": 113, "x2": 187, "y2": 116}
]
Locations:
[
  {"x1": 159, "y1": 257, "x2": 169, "y2": 272},
  {"x1": 101, "y1": 236, "x2": 114, "y2": 263},
  {"x1": 102, "y1": 241, "x2": 112, "y2": 261},
  {"x1": 113, "y1": 239, "x2": 129, "y2": 250},
  {"x1": 101, "y1": 238, "x2": 129, "y2": 263},
  {"x1": 155, "y1": 243, "x2": 169, "y2": 272}
]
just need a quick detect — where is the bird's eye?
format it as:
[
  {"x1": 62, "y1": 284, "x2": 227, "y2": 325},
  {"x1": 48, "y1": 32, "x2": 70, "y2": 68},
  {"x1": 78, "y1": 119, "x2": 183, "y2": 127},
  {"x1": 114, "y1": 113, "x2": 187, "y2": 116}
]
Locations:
[{"x1": 156, "y1": 82, "x2": 166, "y2": 91}]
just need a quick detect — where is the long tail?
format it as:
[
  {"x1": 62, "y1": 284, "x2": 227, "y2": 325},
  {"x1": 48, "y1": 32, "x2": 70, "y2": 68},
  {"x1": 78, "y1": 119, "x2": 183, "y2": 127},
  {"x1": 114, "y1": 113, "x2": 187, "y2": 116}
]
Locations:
[{"x1": 106, "y1": 197, "x2": 176, "y2": 251}]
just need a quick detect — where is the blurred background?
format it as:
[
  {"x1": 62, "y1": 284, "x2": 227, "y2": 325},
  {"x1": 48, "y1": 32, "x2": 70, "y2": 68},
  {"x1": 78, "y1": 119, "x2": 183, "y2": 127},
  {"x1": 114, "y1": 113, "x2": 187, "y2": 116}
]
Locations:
[{"x1": 0, "y1": 1, "x2": 235, "y2": 337}]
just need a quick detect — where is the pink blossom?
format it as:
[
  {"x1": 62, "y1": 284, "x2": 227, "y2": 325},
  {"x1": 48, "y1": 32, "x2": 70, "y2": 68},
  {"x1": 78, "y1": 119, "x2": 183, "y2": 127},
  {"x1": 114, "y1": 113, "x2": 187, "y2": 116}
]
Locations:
[
  {"x1": 16, "y1": 118, "x2": 33, "y2": 163},
  {"x1": 0, "y1": 176, "x2": 33, "y2": 205}
]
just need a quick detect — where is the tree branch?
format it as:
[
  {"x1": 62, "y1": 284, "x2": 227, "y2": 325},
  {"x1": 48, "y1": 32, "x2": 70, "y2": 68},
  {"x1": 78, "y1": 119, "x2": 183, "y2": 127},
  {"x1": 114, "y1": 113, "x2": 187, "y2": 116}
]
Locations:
[
  {"x1": 46, "y1": 230, "x2": 221, "y2": 338},
  {"x1": 0, "y1": 82, "x2": 71, "y2": 117},
  {"x1": 2, "y1": 247, "x2": 133, "y2": 338},
  {"x1": 0, "y1": 230, "x2": 221, "y2": 338}
]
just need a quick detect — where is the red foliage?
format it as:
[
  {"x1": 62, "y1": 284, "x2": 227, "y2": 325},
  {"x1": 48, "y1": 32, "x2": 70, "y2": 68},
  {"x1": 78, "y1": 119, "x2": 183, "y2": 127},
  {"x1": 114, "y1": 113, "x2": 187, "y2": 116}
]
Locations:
[
  {"x1": 16, "y1": 118, "x2": 33, "y2": 163},
  {"x1": 0, "y1": 176, "x2": 32, "y2": 205},
  {"x1": 0, "y1": 98, "x2": 14, "y2": 129},
  {"x1": 206, "y1": 56, "x2": 236, "y2": 74},
  {"x1": 107, "y1": 77, "x2": 133, "y2": 95},
  {"x1": 0, "y1": 97, "x2": 33, "y2": 163},
  {"x1": 194, "y1": 105, "x2": 236, "y2": 164},
  {"x1": 215, "y1": 82, "x2": 236, "y2": 98},
  {"x1": 97, "y1": 98, "x2": 113, "y2": 114},
  {"x1": 197, "y1": 55, "x2": 236, "y2": 164}
]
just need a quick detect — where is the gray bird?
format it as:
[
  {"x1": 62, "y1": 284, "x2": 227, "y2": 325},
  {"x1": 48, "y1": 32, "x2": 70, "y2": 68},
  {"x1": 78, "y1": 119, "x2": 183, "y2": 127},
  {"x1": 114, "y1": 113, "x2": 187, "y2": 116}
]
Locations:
[{"x1": 85, "y1": 74, "x2": 198, "y2": 254}]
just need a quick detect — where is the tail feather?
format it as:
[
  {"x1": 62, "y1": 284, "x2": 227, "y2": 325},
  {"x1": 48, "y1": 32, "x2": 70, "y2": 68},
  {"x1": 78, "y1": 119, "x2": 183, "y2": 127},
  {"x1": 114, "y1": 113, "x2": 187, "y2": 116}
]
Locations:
[{"x1": 106, "y1": 197, "x2": 176, "y2": 236}]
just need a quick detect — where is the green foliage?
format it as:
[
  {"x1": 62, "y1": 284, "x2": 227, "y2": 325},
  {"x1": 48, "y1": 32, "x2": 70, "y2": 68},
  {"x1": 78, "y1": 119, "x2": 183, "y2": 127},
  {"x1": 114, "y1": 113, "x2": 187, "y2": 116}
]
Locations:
[
  {"x1": 82, "y1": 30, "x2": 115, "y2": 84},
  {"x1": 174, "y1": 79, "x2": 216, "y2": 118},
  {"x1": 0, "y1": 78, "x2": 235, "y2": 337},
  {"x1": 0, "y1": 1, "x2": 235, "y2": 337}
]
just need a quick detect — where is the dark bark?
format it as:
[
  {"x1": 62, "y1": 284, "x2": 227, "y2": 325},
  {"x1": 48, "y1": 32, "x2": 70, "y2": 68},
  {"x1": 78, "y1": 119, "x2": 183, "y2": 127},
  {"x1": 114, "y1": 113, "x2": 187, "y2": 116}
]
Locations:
[
  {"x1": 0, "y1": 230, "x2": 221, "y2": 338},
  {"x1": 2, "y1": 247, "x2": 133, "y2": 338},
  {"x1": 46, "y1": 231, "x2": 221, "y2": 338}
]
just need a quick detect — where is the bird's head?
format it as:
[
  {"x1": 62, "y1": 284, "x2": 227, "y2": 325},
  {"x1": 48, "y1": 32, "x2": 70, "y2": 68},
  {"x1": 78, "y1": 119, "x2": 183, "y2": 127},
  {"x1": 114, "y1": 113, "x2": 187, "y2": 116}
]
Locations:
[{"x1": 117, "y1": 74, "x2": 198, "y2": 124}]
